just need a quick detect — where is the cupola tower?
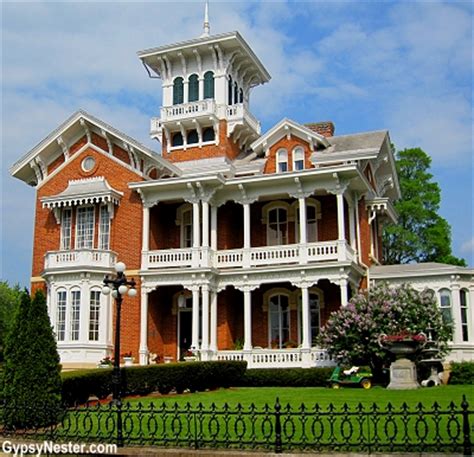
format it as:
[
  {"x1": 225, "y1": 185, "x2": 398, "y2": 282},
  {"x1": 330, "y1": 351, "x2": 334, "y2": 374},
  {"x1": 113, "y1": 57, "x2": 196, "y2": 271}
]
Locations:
[{"x1": 138, "y1": 8, "x2": 270, "y2": 162}]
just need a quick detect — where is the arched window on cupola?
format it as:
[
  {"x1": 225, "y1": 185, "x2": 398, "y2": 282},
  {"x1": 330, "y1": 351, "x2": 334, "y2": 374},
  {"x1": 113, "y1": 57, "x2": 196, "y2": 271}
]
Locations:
[
  {"x1": 188, "y1": 74, "x2": 199, "y2": 102},
  {"x1": 277, "y1": 149, "x2": 288, "y2": 173},
  {"x1": 234, "y1": 82, "x2": 239, "y2": 105},
  {"x1": 172, "y1": 132, "x2": 184, "y2": 147},
  {"x1": 204, "y1": 71, "x2": 215, "y2": 99},
  {"x1": 187, "y1": 130, "x2": 198, "y2": 145},
  {"x1": 293, "y1": 146, "x2": 305, "y2": 171},
  {"x1": 203, "y1": 127, "x2": 215, "y2": 142},
  {"x1": 228, "y1": 76, "x2": 233, "y2": 105},
  {"x1": 173, "y1": 77, "x2": 184, "y2": 105},
  {"x1": 239, "y1": 88, "x2": 244, "y2": 104}
]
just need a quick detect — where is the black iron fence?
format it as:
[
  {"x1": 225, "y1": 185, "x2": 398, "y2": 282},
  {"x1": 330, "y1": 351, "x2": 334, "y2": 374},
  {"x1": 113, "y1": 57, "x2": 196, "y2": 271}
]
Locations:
[{"x1": 0, "y1": 396, "x2": 472, "y2": 455}]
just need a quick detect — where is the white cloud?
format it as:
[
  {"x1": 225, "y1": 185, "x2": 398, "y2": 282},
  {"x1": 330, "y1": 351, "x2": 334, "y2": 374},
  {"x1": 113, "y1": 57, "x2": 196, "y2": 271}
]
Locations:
[{"x1": 461, "y1": 238, "x2": 474, "y2": 256}]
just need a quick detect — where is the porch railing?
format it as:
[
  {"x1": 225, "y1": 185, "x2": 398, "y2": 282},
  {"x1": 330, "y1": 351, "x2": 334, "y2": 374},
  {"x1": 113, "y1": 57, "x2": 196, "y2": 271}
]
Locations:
[
  {"x1": 142, "y1": 240, "x2": 355, "y2": 270},
  {"x1": 44, "y1": 249, "x2": 117, "y2": 271}
]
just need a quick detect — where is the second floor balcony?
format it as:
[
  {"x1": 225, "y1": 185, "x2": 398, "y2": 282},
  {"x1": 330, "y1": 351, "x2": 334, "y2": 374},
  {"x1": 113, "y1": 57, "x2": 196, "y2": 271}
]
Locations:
[
  {"x1": 142, "y1": 240, "x2": 355, "y2": 270},
  {"x1": 44, "y1": 249, "x2": 117, "y2": 272}
]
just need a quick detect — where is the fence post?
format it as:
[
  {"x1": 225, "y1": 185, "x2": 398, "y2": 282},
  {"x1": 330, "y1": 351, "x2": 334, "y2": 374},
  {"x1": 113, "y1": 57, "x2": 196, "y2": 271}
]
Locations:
[
  {"x1": 274, "y1": 397, "x2": 282, "y2": 454},
  {"x1": 461, "y1": 395, "x2": 472, "y2": 457},
  {"x1": 116, "y1": 401, "x2": 123, "y2": 448}
]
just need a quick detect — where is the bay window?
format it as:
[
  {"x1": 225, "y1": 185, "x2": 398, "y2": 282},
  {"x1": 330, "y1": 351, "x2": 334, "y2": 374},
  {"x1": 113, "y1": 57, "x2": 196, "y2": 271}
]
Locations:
[
  {"x1": 98, "y1": 205, "x2": 110, "y2": 250},
  {"x1": 76, "y1": 206, "x2": 94, "y2": 249},
  {"x1": 70, "y1": 289, "x2": 81, "y2": 341},
  {"x1": 89, "y1": 290, "x2": 101, "y2": 341},
  {"x1": 56, "y1": 290, "x2": 67, "y2": 341},
  {"x1": 60, "y1": 209, "x2": 72, "y2": 250}
]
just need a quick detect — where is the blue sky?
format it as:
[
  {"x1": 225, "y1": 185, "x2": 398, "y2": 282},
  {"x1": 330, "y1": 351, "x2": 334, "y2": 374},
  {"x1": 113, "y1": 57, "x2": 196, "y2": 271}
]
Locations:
[{"x1": 1, "y1": 1, "x2": 472, "y2": 286}]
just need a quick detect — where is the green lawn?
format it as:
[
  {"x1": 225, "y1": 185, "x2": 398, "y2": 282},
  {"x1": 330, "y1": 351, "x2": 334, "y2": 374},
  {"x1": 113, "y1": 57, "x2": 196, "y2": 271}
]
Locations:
[{"x1": 124, "y1": 385, "x2": 473, "y2": 409}]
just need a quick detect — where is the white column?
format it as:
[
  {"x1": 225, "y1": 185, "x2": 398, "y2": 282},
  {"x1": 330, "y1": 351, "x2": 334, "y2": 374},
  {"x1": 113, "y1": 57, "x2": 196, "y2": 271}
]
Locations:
[
  {"x1": 191, "y1": 286, "x2": 200, "y2": 349},
  {"x1": 210, "y1": 205, "x2": 218, "y2": 251},
  {"x1": 202, "y1": 201, "x2": 209, "y2": 248},
  {"x1": 340, "y1": 278, "x2": 348, "y2": 307},
  {"x1": 336, "y1": 193, "x2": 346, "y2": 240},
  {"x1": 201, "y1": 285, "x2": 210, "y2": 353},
  {"x1": 47, "y1": 282, "x2": 55, "y2": 329},
  {"x1": 210, "y1": 289, "x2": 218, "y2": 352},
  {"x1": 243, "y1": 287, "x2": 252, "y2": 351},
  {"x1": 349, "y1": 202, "x2": 356, "y2": 251},
  {"x1": 193, "y1": 201, "x2": 201, "y2": 248},
  {"x1": 142, "y1": 206, "x2": 150, "y2": 252},
  {"x1": 99, "y1": 291, "x2": 109, "y2": 345},
  {"x1": 183, "y1": 81, "x2": 189, "y2": 104},
  {"x1": 139, "y1": 288, "x2": 149, "y2": 365},
  {"x1": 243, "y1": 202, "x2": 251, "y2": 268},
  {"x1": 198, "y1": 77, "x2": 204, "y2": 100},
  {"x1": 298, "y1": 196, "x2": 308, "y2": 264},
  {"x1": 451, "y1": 285, "x2": 462, "y2": 345},
  {"x1": 301, "y1": 285, "x2": 311, "y2": 349}
]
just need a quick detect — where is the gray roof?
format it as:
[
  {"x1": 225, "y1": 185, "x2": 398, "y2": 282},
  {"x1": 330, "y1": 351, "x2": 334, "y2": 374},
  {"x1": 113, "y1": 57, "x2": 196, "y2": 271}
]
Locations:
[
  {"x1": 325, "y1": 130, "x2": 388, "y2": 154},
  {"x1": 370, "y1": 263, "x2": 473, "y2": 278}
]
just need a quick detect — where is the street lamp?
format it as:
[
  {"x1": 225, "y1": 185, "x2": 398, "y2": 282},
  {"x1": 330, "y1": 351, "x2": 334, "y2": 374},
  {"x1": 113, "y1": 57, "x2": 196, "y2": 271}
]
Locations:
[{"x1": 101, "y1": 261, "x2": 136, "y2": 406}]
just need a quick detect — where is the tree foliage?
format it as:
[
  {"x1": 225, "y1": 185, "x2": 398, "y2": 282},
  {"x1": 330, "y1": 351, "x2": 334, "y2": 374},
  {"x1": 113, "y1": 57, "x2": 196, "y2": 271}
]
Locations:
[
  {"x1": 383, "y1": 147, "x2": 465, "y2": 266},
  {"x1": 317, "y1": 283, "x2": 452, "y2": 375},
  {"x1": 2, "y1": 289, "x2": 63, "y2": 428},
  {"x1": 0, "y1": 281, "x2": 22, "y2": 362}
]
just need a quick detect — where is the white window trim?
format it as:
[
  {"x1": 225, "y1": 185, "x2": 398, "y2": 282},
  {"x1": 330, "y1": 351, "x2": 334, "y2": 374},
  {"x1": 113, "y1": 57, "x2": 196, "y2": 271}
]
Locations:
[
  {"x1": 292, "y1": 146, "x2": 305, "y2": 171},
  {"x1": 75, "y1": 205, "x2": 95, "y2": 250},
  {"x1": 459, "y1": 288, "x2": 469, "y2": 342},
  {"x1": 262, "y1": 201, "x2": 292, "y2": 246},
  {"x1": 176, "y1": 203, "x2": 193, "y2": 248},
  {"x1": 276, "y1": 148, "x2": 288, "y2": 173},
  {"x1": 56, "y1": 289, "x2": 67, "y2": 342},
  {"x1": 292, "y1": 198, "x2": 322, "y2": 243},
  {"x1": 266, "y1": 290, "x2": 292, "y2": 348},
  {"x1": 70, "y1": 288, "x2": 81, "y2": 341},
  {"x1": 60, "y1": 208, "x2": 72, "y2": 251},
  {"x1": 98, "y1": 204, "x2": 111, "y2": 250},
  {"x1": 89, "y1": 289, "x2": 101, "y2": 342}
]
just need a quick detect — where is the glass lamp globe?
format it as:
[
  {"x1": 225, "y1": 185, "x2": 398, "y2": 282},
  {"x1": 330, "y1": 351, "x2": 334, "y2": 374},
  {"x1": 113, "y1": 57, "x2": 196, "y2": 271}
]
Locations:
[
  {"x1": 128, "y1": 288, "x2": 137, "y2": 297},
  {"x1": 118, "y1": 285, "x2": 128, "y2": 295},
  {"x1": 101, "y1": 286, "x2": 111, "y2": 295},
  {"x1": 115, "y1": 262, "x2": 126, "y2": 273},
  {"x1": 111, "y1": 290, "x2": 118, "y2": 299}
]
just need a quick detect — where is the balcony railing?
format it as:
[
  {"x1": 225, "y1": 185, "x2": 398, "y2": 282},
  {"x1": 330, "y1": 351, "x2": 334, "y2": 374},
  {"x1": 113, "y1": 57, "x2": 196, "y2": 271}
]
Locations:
[
  {"x1": 142, "y1": 241, "x2": 355, "y2": 270},
  {"x1": 160, "y1": 100, "x2": 217, "y2": 122},
  {"x1": 44, "y1": 249, "x2": 117, "y2": 271},
  {"x1": 215, "y1": 348, "x2": 334, "y2": 369},
  {"x1": 226, "y1": 103, "x2": 260, "y2": 133}
]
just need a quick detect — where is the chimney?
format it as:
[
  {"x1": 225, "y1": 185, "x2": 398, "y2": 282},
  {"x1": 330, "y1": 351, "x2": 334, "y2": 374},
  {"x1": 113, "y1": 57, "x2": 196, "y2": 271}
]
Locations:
[{"x1": 305, "y1": 121, "x2": 335, "y2": 138}]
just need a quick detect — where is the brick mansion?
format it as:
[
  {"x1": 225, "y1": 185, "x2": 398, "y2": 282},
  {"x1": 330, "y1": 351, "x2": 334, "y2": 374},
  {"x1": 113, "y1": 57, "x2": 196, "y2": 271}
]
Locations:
[{"x1": 10, "y1": 14, "x2": 473, "y2": 369}]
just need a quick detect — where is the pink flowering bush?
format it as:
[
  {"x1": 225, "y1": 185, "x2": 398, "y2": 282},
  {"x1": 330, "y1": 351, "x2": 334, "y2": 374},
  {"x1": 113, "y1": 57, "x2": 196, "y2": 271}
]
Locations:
[{"x1": 317, "y1": 283, "x2": 452, "y2": 375}]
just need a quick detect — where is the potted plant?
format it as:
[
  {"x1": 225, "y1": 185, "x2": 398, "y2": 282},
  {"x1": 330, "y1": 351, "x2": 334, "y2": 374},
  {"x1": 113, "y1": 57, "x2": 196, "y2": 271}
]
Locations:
[
  {"x1": 283, "y1": 340, "x2": 298, "y2": 349},
  {"x1": 182, "y1": 349, "x2": 196, "y2": 362},
  {"x1": 98, "y1": 356, "x2": 113, "y2": 368},
  {"x1": 122, "y1": 352, "x2": 134, "y2": 366}
]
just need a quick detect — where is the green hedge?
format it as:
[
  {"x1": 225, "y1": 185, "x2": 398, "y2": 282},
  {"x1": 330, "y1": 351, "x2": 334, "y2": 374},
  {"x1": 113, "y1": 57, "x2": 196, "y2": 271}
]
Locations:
[
  {"x1": 449, "y1": 361, "x2": 474, "y2": 385},
  {"x1": 239, "y1": 367, "x2": 334, "y2": 387},
  {"x1": 61, "y1": 361, "x2": 247, "y2": 406}
]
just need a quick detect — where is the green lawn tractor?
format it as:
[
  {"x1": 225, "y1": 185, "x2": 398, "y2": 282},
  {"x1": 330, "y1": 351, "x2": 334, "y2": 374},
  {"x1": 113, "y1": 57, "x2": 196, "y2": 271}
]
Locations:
[{"x1": 328, "y1": 366, "x2": 373, "y2": 389}]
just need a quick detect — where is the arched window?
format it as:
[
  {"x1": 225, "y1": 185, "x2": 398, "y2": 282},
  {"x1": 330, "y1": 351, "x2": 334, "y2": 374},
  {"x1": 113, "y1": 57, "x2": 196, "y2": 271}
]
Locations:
[
  {"x1": 204, "y1": 71, "x2": 215, "y2": 99},
  {"x1": 56, "y1": 289, "x2": 67, "y2": 342},
  {"x1": 228, "y1": 76, "x2": 233, "y2": 105},
  {"x1": 267, "y1": 207, "x2": 288, "y2": 245},
  {"x1": 439, "y1": 288, "x2": 452, "y2": 325},
  {"x1": 173, "y1": 77, "x2": 184, "y2": 105},
  {"x1": 172, "y1": 132, "x2": 183, "y2": 147},
  {"x1": 460, "y1": 289, "x2": 469, "y2": 342},
  {"x1": 239, "y1": 88, "x2": 244, "y2": 103},
  {"x1": 187, "y1": 130, "x2": 198, "y2": 145},
  {"x1": 177, "y1": 204, "x2": 193, "y2": 248},
  {"x1": 188, "y1": 74, "x2": 199, "y2": 102},
  {"x1": 202, "y1": 127, "x2": 215, "y2": 142},
  {"x1": 234, "y1": 82, "x2": 239, "y2": 105},
  {"x1": 70, "y1": 289, "x2": 81, "y2": 341},
  {"x1": 277, "y1": 149, "x2": 288, "y2": 173},
  {"x1": 89, "y1": 289, "x2": 101, "y2": 341},
  {"x1": 269, "y1": 294, "x2": 290, "y2": 348},
  {"x1": 293, "y1": 147, "x2": 305, "y2": 171}
]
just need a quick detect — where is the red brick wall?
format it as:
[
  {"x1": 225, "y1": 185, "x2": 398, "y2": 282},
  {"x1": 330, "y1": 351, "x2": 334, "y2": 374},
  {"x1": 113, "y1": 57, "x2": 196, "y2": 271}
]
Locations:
[
  {"x1": 162, "y1": 120, "x2": 241, "y2": 162},
  {"x1": 149, "y1": 202, "x2": 181, "y2": 250},
  {"x1": 358, "y1": 197, "x2": 371, "y2": 266},
  {"x1": 217, "y1": 202, "x2": 243, "y2": 250},
  {"x1": 305, "y1": 122, "x2": 335, "y2": 138},
  {"x1": 263, "y1": 135, "x2": 315, "y2": 174}
]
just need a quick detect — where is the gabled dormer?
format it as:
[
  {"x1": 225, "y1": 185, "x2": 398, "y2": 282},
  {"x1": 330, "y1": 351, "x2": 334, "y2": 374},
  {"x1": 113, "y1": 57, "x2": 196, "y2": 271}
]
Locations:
[{"x1": 138, "y1": 30, "x2": 270, "y2": 162}]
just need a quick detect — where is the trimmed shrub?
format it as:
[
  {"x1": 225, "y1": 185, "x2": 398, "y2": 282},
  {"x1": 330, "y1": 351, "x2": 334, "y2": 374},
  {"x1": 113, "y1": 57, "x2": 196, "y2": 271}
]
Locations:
[
  {"x1": 2, "y1": 290, "x2": 63, "y2": 428},
  {"x1": 239, "y1": 367, "x2": 334, "y2": 387},
  {"x1": 449, "y1": 361, "x2": 474, "y2": 385},
  {"x1": 61, "y1": 361, "x2": 247, "y2": 405}
]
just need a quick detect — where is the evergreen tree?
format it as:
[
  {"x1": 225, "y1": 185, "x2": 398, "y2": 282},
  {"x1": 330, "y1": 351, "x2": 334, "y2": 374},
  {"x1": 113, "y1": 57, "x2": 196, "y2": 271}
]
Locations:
[
  {"x1": 2, "y1": 289, "x2": 62, "y2": 428},
  {"x1": 383, "y1": 148, "x2": 466, "y2": 266},
  {"x1": 0, "y1": 281, "x2": 22, "y2": 362}
]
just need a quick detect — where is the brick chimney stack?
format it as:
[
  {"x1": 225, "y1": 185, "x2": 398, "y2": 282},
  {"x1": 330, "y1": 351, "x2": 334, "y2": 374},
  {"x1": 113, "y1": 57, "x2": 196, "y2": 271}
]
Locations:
[{"x1": 305, "y1": 121, "x2": 335, "y2": 138}]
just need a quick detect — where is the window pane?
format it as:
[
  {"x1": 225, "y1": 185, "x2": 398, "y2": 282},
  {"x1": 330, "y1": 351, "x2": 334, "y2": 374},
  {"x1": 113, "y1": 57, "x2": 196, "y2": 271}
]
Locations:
[
  {"x1": 99, "y1": 205, "x2": 110, "y2": 250},
  {"x1": 56, "y1": 291, "x2": 67, "y2": 341},
  {"x1": 187, "y1": 130, "x2": 199, "y2": 144},
  {"x1": 172, "y1": 132, "x2": 183, "y2": 147},
  {"x1": 173, "y1": 77, "x2": 184, "y2": 104},
  {"x1": 60, "y1": 209, "x2": 72, "y2": 250},
  {"x1": 228, "y1": 76, "x2": 233, "y2": 105},
  {"x1": 188, "y1": 74, "x2": 199, "y2": 102},
  {"x1": 202, "y1": 127, "x2": 215, "y2": 142},
  {"x1": 70, "y1": 290, "x2": 81, "y2": 341},
  {"x1": 76, "y1": 207, "x2": 94, "y2": 249},
  {"x1": 89, "y1": 291, "x2": 100, "y2": 341},
  {"x1": 204, "y1": 71, "x2": 214, "y2": 99}
]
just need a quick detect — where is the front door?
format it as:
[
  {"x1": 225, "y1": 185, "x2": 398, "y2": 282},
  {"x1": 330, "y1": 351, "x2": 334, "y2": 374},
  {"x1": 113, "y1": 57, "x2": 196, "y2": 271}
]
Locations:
[{"x1": 178, "y1": 309, "x2": 192, "y2": 360}]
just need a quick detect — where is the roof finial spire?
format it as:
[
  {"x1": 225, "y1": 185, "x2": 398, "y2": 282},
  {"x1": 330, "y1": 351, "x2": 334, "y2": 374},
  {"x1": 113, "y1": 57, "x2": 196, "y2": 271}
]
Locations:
[{"x1": 201, "y1": 0, "x2": 210, "y2": 37}]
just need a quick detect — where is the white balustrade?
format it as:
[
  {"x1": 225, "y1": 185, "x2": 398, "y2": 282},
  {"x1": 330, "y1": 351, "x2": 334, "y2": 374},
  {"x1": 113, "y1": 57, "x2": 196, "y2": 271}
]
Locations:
[
  {"x1": 215, "y1": 348, "x2": 334, "y2": 369},
  {"x1": 226, "y1": 103, "x2": 260, "y2": 133},
  {"x1": 143, "y1": 249, "x2": 193, "y2": 269},
  {"x1": 160, "y1": 100, "x2": 216, "y2": 122},
  {"x1": 150, "y1": 117, "x2": 161, "y2": 135},
  {"x1": 44, "y1": 250, "x2": 117, "y2": 270},
  {"x1": 143, "y1": 241, "x2": 353, "y2": 270}
]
